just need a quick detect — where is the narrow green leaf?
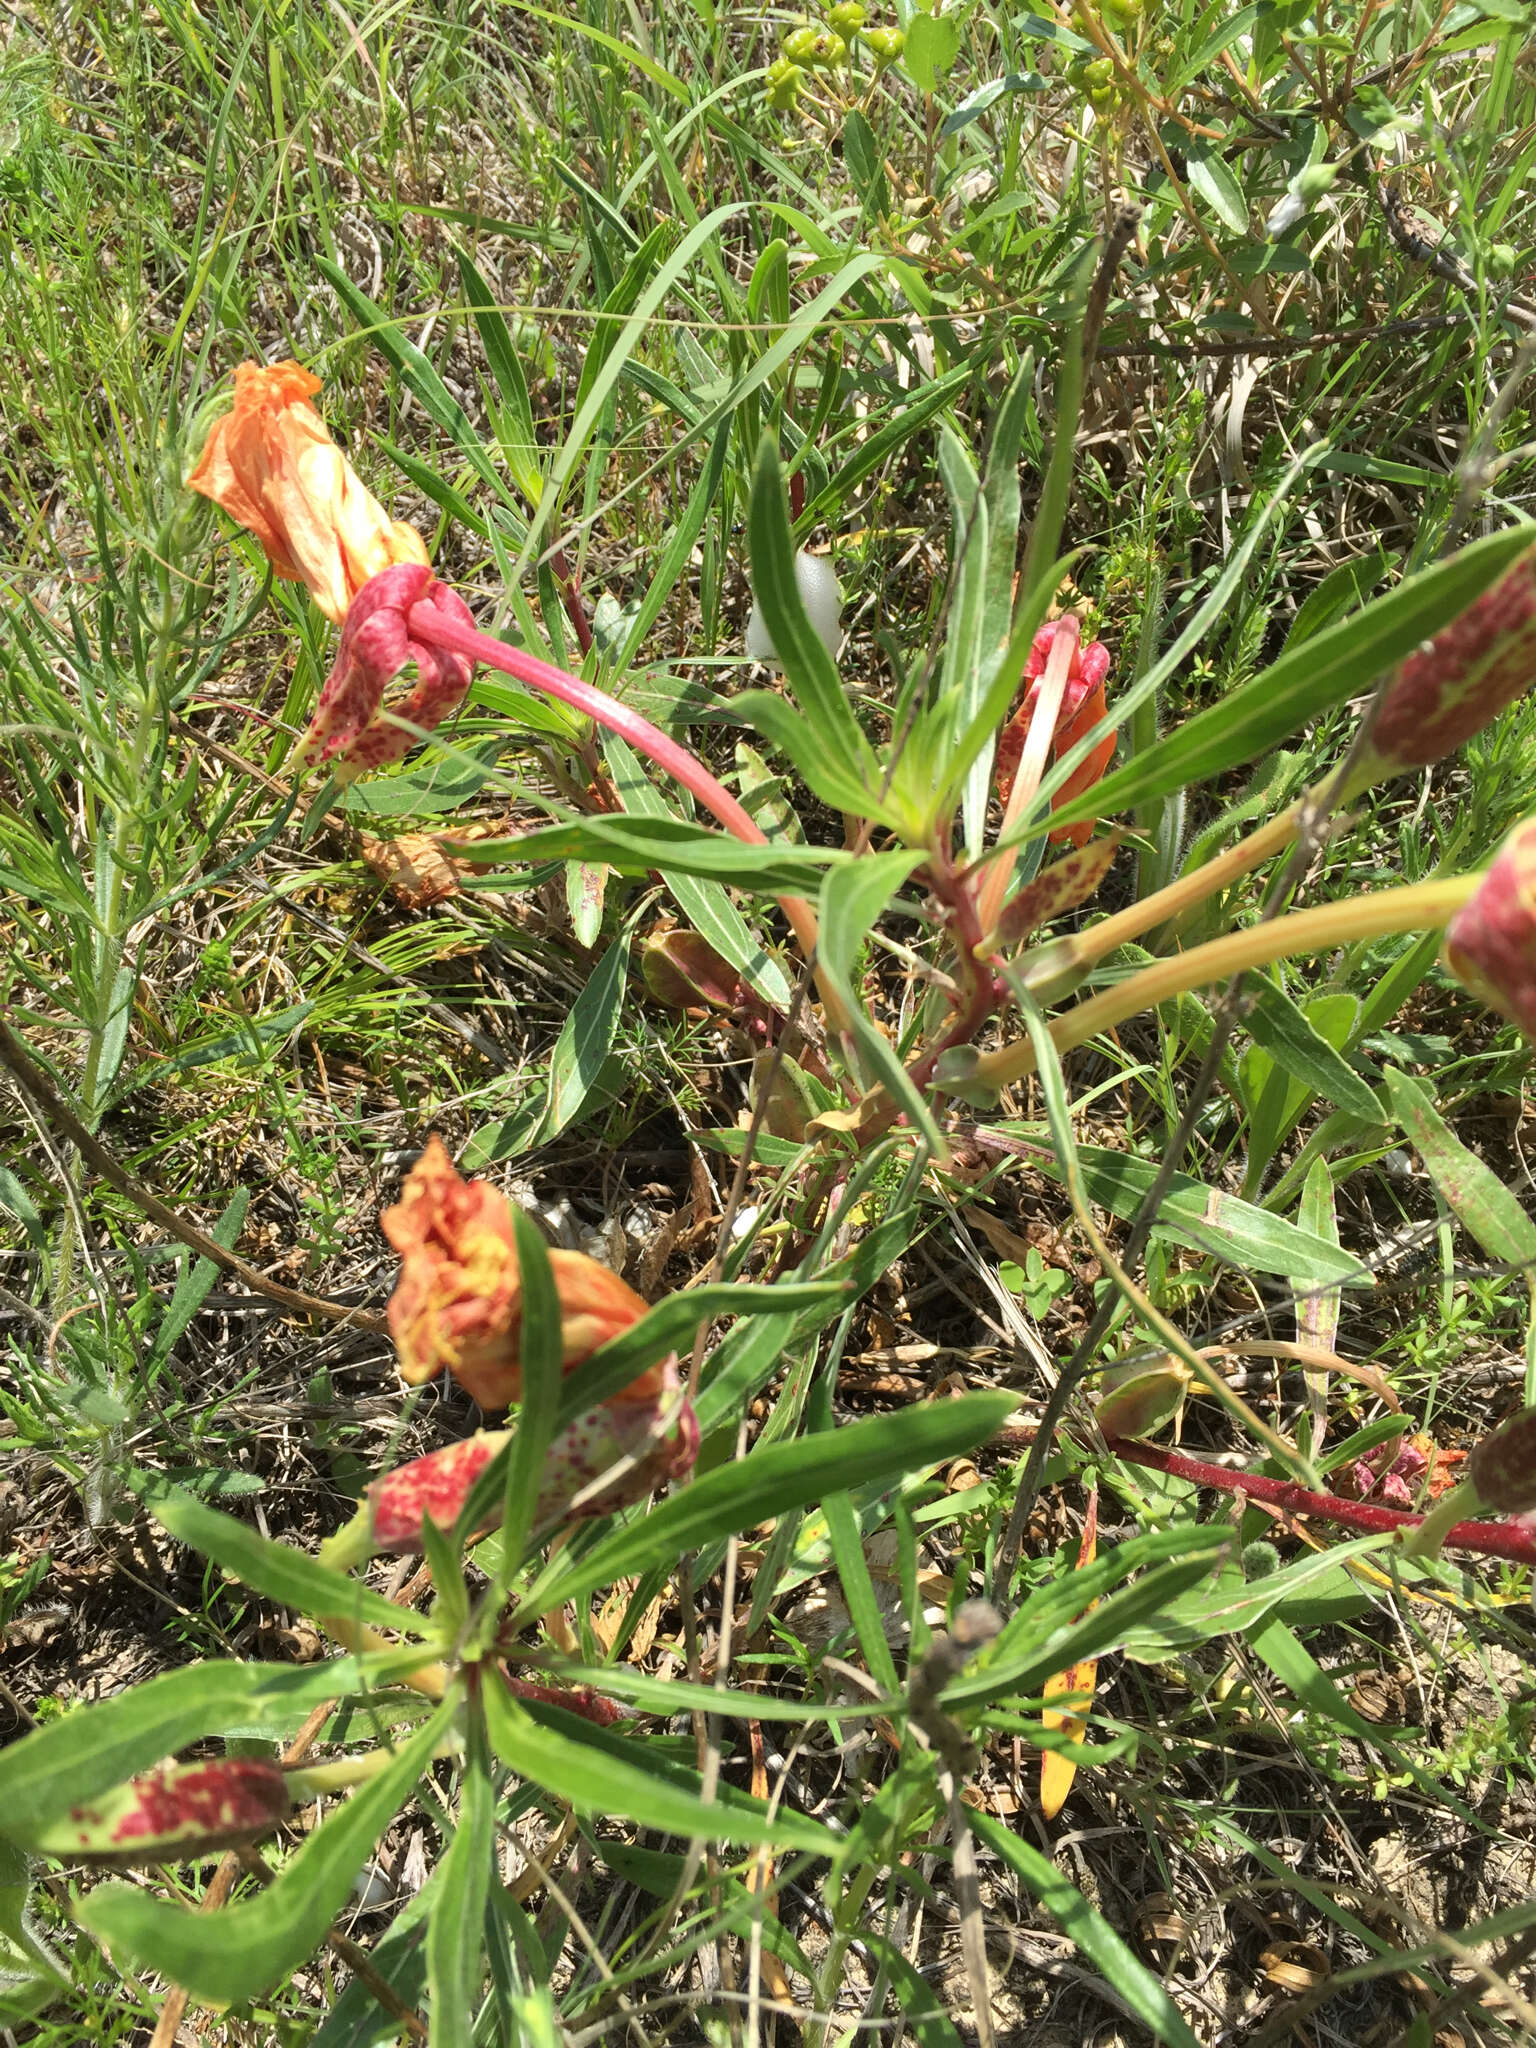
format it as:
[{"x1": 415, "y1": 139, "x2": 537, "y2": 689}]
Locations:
[
  {"x1": 483, "y1": 1674, "x2": 835, "y2": 1852},
  {"x1": 454, "y1": 245, "x2": 544, "y2": 504},
  {"x1": 748, "y1": 436, "x2": 877, "y2": 783},
  {"x1": 147, "y1": 1188, "x2": 250, "y2": 1366},
  {"x1": 729, "y1": 689, "x2": 890, "y2": 817},
  {"x1": 1031, "y1": 1145, "x2": 1368, "y2": 1284},
  {"x1": 1246, "y1": 978, "x2": 1380, "y2": 1124},
  {"x1": 464, "y1": 931, "x2": 630, "y2": 1167},
  {"x1": 817, "y1": 853, "x2": 946, "y2": 1153},
  {"x1": 559, "y1": 1280, "x2": 845, "y2": 1426},
  {"x1": 797, "y1": 368, "x2": 968, "y2": 534},
  {"x1": 1051, "y1": 526, "x2": 1535, "y2": 829},
  {"x1": 601, "y1": 734, "x2": 794, "y2": 1010},
  {"x1": 1383, "y1": 1067, "x2": 1536, "y2": 1269},
  {"x1": 134, "y1": 1482, "x2": 430, "y2": 1637},
  {"x1": 1296, "y1": 1156, "x2": 1343, "y2": 1357},
  {"x1": 457, "y1": 813, "x2": 843, "y2": 893},
  {"x1": 317, "y1": 258, "x2": 510, "y2": 505},
  {"x1": 525, "y1": 1393, "x2": 1017, "y2": 1613},
  {"x1": 1186, "y1": 144, "x2": 1250, "y2": 234},
  {"x1": 425, "y1": 1745, "x2": 495, "y2": 2048},
  {"x1": 823, "y1": 1491, "x2": 900, "y2": 1693},
  {"x1": 80, "y1": 1704, "x2": 453, "y2": 2005},
  {"x1": 612, "y1": 422, "x2": 730, "y2": 674},
  {"x1": 970, "y1": 1810, "x2": 1203, "y2": 2048},
  {"x1": 494, "y1": 1211, "x2": 567, "y2": 1588}
]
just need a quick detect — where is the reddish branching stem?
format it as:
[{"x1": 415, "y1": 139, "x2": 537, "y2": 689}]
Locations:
[{"x1": 1109, "y1": 1438, "x2": 1536, "y2": 1566}]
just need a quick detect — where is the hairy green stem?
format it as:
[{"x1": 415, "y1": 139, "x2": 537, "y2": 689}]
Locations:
[{"x1": 972, "y1": 872, "x2": 1478, "y2": 1092}]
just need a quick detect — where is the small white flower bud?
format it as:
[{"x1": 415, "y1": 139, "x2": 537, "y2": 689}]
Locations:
[{"x1": 746, "y1": 550, "x2": 842, "y2": 662}]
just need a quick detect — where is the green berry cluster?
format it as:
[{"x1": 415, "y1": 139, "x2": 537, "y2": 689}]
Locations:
[
  {"x1": 767, "y1": 6, "x2": 904, "y2": 112},
  {"x1": 1064, "y1": 0, "x2": 1160, "y2": 109}
]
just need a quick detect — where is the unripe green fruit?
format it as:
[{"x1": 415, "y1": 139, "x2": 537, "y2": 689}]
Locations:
[
  {"x1": 767, "y1": 56, "x2": 806, "y2": 108},
  {"x1": 782, "y1": 24, "x2": 846, "y2": 65},
  {"x1": 1084, "y1": 57, "x2": 1114, "y2": 85},
  {"x1": 829, "y1": 1, "x2": 865, "y2": 32},
  {"x1": 862, "y1": 24, "x2": 904, "y2": 60}
]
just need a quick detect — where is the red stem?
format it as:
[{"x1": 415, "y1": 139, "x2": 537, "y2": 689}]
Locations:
[
  {"x1": 1108, "y1": 1438, "x2": 1536, "y2": 1565},
  {"x1": 549, "y1": 549, "x2": 594, "y2": 657}
]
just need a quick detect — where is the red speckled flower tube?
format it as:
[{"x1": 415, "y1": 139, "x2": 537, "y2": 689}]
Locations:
[
  {"x1": 362, "y1": 1377, "x2": 698, "y2": 1558},
  {"x1": 33, "y1": 1758, "x2": 292, "y2": 1866},
  {"x1": 1443, "y1": 816, "x2": 1536, "y2": 1039},
  {"x1": 1350, "y1": 545, "x2": 1536, "y2": 793}
]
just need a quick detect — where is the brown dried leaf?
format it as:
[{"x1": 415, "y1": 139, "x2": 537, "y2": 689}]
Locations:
[{"x1": 358, "y1": 831, "x2": 471, "y2": 910}]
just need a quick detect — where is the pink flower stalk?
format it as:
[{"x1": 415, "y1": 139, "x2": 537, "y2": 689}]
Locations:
[
  {"x1": 403, "y1": 592, "x2": 767, "y2": 845},
  {"x1": 35, "y1": 1758, "x2": 292, "y2": 1866},
  {"x1": 1353, "y1": 544, "x2": 1536, "y2": 790},
  {"x1": 292, "y1": 564, "x2": 477, "y2": 781},
  {"x1": 500, "y1": 1674, "x2": 626, "y2": 1727},
  {"x1": 1443, "y1": 817, "x2": 1536, "y2": 1038}
]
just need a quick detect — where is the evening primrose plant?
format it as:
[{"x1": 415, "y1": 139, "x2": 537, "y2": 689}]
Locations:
[{"x1": 8, "y1": 269, "x2": 1536, "y2": 2045}]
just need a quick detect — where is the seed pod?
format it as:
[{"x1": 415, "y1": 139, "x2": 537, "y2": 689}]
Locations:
[
  {"x1": 1468, "y1": 1405, "x2": 1536, "y2": 1515},
  {"x1": 33, "y1": 1758, "x2": 292, "y2": 1866},
  {"x1": 641, "y1": 928, "x2": 741, "y2": 1013},
  {"x1": 1094, "y1": 1358, "x2": 1191, "y2": 1440},
  {"x1": 1443, "y1": 817, "x2": 1536, "y2": 1040}
]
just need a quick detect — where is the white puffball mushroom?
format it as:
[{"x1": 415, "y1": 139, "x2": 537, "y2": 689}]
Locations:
[{"x1": 745, "y1": 550, "x2": 843, "y2": 664}]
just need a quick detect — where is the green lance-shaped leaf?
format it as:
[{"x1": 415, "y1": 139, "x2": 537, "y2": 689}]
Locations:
[
  {"x1": 1049, "y1": 526, "x2": 1535, "y2": 832},
  {"x1": 1383, "y1": 1066, "x2": 1536, "y2": 1272},
  {"x1": 969, "y1": 1810, "x2": 1202, "y2": 2048},
  {"x1": 519, "y1": 1392, "x2": 1017, "y2": 1615},
  {"x1": 747, "y1": 435, "x2": 880, "y2": 791},
  {"x1": 80, "y1": 1702, "x2": 454, "y2": 2006},
  {"x1": 483, "y1": 1676, "x2": 837, "y2": 1853}
]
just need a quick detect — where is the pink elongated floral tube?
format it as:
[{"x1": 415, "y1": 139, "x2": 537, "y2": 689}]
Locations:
[{"x1": 292, "y1": 570, "x2": 836, "y2": 1014}]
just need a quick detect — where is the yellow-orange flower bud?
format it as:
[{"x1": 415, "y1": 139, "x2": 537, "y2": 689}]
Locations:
[
  {"x1": 380, "y1": 1136, "x2": 664, "y2": 1411},
  {"x1": 186, "y1": 360, "x2": 427, "y2": 624}
]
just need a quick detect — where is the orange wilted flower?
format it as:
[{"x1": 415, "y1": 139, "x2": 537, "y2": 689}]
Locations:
[
  {"x1": 380, "y1": 1136, "x2": 671, "y2": 1412},
  {"x1": 996, "y1": 624, "x2": 1114, "y2": 848},
  {"x1": 186, "y1": 360, "x2": 427, "y2": 624}
]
